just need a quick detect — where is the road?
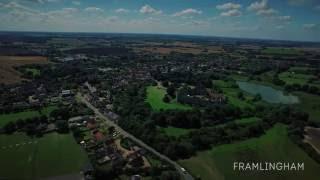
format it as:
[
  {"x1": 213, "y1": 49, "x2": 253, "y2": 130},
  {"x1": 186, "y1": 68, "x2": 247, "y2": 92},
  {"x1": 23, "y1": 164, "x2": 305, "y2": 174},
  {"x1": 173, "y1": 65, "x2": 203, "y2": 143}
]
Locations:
[{"x1": 78, "y1": 93, "x2": 194, "y2": 180}]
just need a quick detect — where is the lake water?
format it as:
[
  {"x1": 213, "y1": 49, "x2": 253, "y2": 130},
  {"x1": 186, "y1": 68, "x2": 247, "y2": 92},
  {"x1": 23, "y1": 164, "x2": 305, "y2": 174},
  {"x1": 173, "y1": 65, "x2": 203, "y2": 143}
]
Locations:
[{"x1": 236, "y1": 81, "x2": 299, "y2": 104}]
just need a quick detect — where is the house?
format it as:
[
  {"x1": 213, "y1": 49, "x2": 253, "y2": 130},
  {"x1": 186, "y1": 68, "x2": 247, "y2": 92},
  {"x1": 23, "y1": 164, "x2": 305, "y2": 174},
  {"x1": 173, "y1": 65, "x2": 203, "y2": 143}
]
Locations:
[
  {"x1": 97, "y1": 155, "x2": 111, "y2": 165},
  {"x1": 61, "y1": 90, "x2": 73, "y2": 98},
  {"x1": 130, "y1": 175, "x2": 142, "y2": 180}
]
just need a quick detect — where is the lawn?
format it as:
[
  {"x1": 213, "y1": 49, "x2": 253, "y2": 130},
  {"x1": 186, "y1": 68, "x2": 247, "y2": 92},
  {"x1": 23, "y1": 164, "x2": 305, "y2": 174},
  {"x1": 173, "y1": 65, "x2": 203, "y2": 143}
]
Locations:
[
  {"x1": 179, "y1": 124, "x2": 320, "y2": 180},
  {"x1": 0, "y1": 106, "x2": 58, "y2": 127},
  {"x1": 159, "y1": 126, "x2": 193, "y2": 138},
  {"x1": 0, "y1": 132, "x2": 88, "y2": 179},
  {"x1": 146, "y1": 86, "x2": 191, "y2": 111}
]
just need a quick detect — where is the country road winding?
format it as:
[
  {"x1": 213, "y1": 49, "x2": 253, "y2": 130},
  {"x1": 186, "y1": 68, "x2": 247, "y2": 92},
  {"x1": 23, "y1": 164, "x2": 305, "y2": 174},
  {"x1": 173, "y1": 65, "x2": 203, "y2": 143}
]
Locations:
[{"x1": 78, "y1": 93, "x2": 194, "y2": 180}]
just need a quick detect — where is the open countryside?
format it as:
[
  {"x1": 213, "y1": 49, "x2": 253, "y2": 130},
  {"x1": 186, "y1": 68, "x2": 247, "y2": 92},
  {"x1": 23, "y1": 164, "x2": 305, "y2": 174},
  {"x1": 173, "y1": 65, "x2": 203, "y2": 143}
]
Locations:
[
  {"x1": 0, "y1": 1, "x2": 320, "y2": 179},
  {"x1": 0, "y1": 133, "x2": 88, "y2": 179},
  {"x1": 180, "y1": 124, "x2": 320, "y2": 180}
]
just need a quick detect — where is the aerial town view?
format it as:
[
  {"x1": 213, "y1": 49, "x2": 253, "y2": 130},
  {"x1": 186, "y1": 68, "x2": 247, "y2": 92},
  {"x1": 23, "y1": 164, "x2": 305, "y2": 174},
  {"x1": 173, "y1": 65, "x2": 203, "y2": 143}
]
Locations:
[{"x1": 0, "y1": 0, "x2": 319, "y2": 180}]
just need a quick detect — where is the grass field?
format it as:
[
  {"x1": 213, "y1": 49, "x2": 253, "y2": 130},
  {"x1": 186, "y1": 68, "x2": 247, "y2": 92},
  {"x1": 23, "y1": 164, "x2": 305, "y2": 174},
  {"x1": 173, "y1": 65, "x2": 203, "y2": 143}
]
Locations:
[
  {"x1": 295, "y1": 92, "x2": 320, "y2": 122},
  {"x1": 180, "y1": 124, "x2": 320, "y2": 180},
  {"x1": 159, "y1": 126, "x2": 193, "y2": 137},
  {"x1": 214, "y1": 80, "x2": 253, "y2": 108},
  {"x1": 0, "y1": 133, "x2": 88, "y2": 179},
  {"x1": 234, "y1": 117, "x2": 261, "y2": 125},
  {"x1": 146, "y1": 86, "x2": 191, "y2": 111},
  {"x1": 0, "y1": 106, "x2": 58, "y2": 127},
  {"x1": 279, "y1": 72, "x2": 314, "y2": 85},
  {"x1": 262, "y1": 48, "x2": 303, "y2": 55}
]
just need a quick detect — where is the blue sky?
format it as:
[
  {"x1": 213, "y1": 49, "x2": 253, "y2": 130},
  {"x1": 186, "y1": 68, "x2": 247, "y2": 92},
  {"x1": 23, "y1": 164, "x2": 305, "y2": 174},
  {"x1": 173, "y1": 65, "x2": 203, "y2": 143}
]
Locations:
[{"x1": 0, "y1": 0, "x2": 319, "y2": 41}]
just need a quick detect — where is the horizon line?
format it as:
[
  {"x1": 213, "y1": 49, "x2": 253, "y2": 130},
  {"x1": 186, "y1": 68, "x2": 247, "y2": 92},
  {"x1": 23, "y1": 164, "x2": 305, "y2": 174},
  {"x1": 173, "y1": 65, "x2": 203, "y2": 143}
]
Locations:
[{"x1": 0, "y1": 30, "x2": 320, "y2": 44}]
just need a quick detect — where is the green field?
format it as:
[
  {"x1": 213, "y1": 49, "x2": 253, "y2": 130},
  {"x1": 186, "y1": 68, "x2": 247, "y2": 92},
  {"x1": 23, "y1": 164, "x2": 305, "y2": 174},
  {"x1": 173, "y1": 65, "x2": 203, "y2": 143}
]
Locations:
[
  {"x1": 0, "y1": 133, "x2": 88, "y2": 179},
  {"x1": 26, "y1": 68, "x2": 41, "y2": 76},
  {"x1": 159, "y1": 126, "x2": 193, "y2": 137},
  {"x1": 214, "y1": 80, "x2": 253, "y2": 108},
  {"x1": 0, "y1": 106, "x2": 58, "y2": 127},
  {"x1": 279, "y1": 71, "x2": 314, "y2": 85},
  {"x1": 262, "y1": 48, "x2": 303, "y2": 55},
  {"x1": 180, "y1": 124, "x2": 320, "y2": 180},
  {"x1": 234, "y1": 117, "x2": 261, "y2": 125},
  {"x1": 146, "y1": 86, "x2": 191, "y2": 111},
  {"x1": 296, "y1": 92, "x2": 320, "y2": 122}
]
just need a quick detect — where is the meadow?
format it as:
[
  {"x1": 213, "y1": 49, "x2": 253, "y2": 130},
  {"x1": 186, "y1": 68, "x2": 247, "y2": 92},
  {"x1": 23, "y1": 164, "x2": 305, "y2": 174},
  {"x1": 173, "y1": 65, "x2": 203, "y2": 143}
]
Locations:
[
  {"x1": 0, "y1": 106, "x2": 58, "y2": 127},
  {"x1": 213, "y1": 80, "x2": 253, "y2": 108},
  {"x1": 295, "y1": 92, "x2": 320, "y2": 122},
  {"x1": 146, "y1": 85, "x2": 191, "y2": 111},
  {"x1": 0, "y1": 133, "x2": 88, "y2": 179},
  {"x1": 180, "y1": 124, "x2": 320, "y2": 180},
  {"x1": 159, "y1": 126, "x2": 193, "y2": 138}
]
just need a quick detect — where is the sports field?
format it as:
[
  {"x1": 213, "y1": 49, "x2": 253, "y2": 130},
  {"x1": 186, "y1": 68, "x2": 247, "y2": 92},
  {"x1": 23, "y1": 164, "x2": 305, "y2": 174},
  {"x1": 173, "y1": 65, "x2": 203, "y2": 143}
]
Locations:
[
  {"x1": 0, "y1": 106, "x2": 58, "y2": 127},
  {"x1": 0, "y1": 133, "x2": 88, "y2": 179},
  {"x1": 146, "y1": 86, "x2": 191, "y2": 111},
  {"x1": 180, "y1": 124, "x2": 320, "y2": 180}
]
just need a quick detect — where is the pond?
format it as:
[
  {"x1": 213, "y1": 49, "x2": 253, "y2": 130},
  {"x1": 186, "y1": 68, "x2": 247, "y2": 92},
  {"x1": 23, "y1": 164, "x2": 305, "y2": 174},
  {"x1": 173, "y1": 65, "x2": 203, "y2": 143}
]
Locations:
[{"x1": 236, "y1": 81, "x2": 299, "y2": 104}]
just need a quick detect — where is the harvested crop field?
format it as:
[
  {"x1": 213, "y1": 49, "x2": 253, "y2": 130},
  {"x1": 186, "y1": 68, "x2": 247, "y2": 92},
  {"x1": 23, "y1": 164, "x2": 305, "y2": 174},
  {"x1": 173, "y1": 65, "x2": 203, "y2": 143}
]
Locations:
[
  {"x1": 0, "y1": 56, "x2": 48, "y2": 84},
  {"x1": 304, "y1": 126, "x2": 320, "y2": 154}
]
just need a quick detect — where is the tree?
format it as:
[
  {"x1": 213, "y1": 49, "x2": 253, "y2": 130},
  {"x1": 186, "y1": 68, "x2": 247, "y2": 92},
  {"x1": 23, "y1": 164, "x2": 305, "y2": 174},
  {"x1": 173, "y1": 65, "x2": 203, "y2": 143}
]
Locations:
[
  {"x1": 167, "y1": 85, "x2": 176, "y2": 98},
  {"x1": 162, "y1": 81, "x2": 169, "y2": 87},
  {"x1": 160, "y1": 171, "x2": 180, "y2": 180},
  {"x1": 55, "y1": 120, "x2": 69, "y2": 133},
  {"x1": 253, "y1": 94, "x2": 262, "y2": 102},
  {"x1": 4, "y1": 122, "x2": 16, "y2": 134},
  {"x1": 163, "y1": 95, "x2": 170, "y2": 103},
  {"x1": 237, "y1": 92, "x2": 244, "y2": 100}
]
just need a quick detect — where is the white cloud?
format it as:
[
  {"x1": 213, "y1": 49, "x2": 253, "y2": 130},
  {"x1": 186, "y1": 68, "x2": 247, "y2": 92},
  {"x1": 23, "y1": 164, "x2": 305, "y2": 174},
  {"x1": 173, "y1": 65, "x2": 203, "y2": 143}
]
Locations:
[
  {"x1": 44, "y1": 7, "x2": 79, "y2": 20},
  {"x1": 278, "y1": 15, "x2": 291, "y2": 21},
  {"x1": 115, "y1": 8, "x2": 129, "y2": 13},
  {"x1": 276, "y1": 25, "x2": 285, "y2": 29},
  {"x1": 256, "y1": 8, "x2": 277, "y2": 16},
  {"x1": 303, "y1": 23, "x2": 317, "y2": 29},
  {"x1": 139, "y1": 5, "x2": 162, "y2": 15},
  {"x1": 220, "y1": 9, "x2": 242, "y2": 17},
  {"x1": 247, "y1": 0, "x2": 278, "y2": 16},
  {"x1": 24, "y1": 0, "x2": 60, "y2": 3},
  {"x1": 104, "y1": 16, "x2": 119, "y2": 23},
  {"x1": 1, "y1": 2, "x2": 38, "y2": 14},
  {"x1": 72, "y1": 1, "x2": 81, "y2": 6},
  {"x1": 247, "y1": 0, "x2": 268, "y2": 11},
  {"x1": 216, "y1": 3, "x2": 242, "y2": 10},
  {"x1": 173, "y1": 8, "x2": 202, "y2": 17},
  {"x1": 84, "y1": 7, "x2": 104, "y2": 13},
  {"x1": 288, "y1": 0, "x2": 312, "y2": 6}
]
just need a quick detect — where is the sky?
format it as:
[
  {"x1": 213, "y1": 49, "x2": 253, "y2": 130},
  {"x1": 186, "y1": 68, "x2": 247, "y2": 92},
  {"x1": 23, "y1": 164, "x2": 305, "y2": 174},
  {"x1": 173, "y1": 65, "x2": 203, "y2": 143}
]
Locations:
[{"x1": 0, "y1": 0, "x2": 319, "y2": 42}]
